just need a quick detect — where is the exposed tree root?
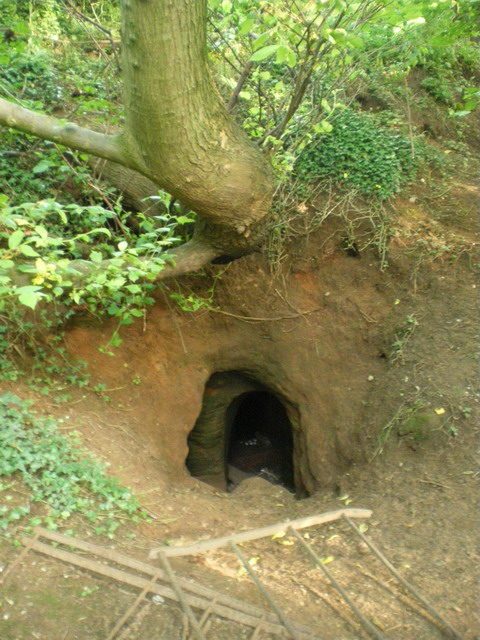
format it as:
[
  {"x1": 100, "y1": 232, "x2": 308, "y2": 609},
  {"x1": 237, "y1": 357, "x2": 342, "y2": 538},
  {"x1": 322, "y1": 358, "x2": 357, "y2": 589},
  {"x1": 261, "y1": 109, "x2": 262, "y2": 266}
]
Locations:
[{"x1": 68, "y1": 239, "x2": 218, "y2": 283}]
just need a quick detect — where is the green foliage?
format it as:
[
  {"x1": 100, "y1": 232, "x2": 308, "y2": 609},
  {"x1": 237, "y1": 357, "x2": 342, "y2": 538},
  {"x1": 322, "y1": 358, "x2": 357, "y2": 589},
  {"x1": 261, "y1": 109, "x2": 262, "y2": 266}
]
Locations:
[
  {"x1": 0, "y1": 196, "x2": 192, "y2": 380},
  {"x1": 0, "y1": 393, "x2": 145, "y2": 536},
  {"x1": 295, "y1": 109, "x2": 421, "y2": 200},
  {"x1": 0, "y1": 135, "x2": 96, "y2": 205},
  {"x1": 421, "y1": 74, "x2": 456, "y2": 105},
  {"x1": 0, "y1": 0, "x2": 477, "y2": 336},
  {"x1": 0, "y1": 197, "x2": 174, "y2": 310},
  {"x1": 169, "y1": 292, "x2": 214, "y2": 313},
  {"x1": 0, "y1": 50, "x2": 61, "y2": 107}
]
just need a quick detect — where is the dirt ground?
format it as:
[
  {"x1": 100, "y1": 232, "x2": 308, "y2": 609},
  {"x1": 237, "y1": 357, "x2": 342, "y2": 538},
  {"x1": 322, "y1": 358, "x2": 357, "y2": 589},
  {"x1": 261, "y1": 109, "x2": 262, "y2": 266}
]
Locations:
[
  {"x1": 0, "y1": 147, "x2": 479, "y2": 639},
  {"x1": 1, "y1": 255, "x2": 478, "y2": 639}
]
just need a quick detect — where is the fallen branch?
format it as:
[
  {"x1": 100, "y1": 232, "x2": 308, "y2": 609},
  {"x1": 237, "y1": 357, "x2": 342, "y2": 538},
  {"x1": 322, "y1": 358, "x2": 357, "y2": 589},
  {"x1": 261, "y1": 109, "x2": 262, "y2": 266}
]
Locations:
[
  {"x1": 155, "y1": 241, "x2": 218, "y2": 280},
  {"x1": 7, "y1": 241, "x2": 218, "y2": 306},
  {"x1": 150, "y1": 508, "x2": 372, "y2": 558}
]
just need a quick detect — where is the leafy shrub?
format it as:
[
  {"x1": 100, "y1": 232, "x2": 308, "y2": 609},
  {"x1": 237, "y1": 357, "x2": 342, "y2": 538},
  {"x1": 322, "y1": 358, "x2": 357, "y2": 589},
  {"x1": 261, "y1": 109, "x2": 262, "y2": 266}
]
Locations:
[
  {"x1": 0, "y1": 197, "x2": 193, "y2": 379},
  {"x1": 295, "y1": 108, "x2": 421, "y2": 200},
  {"x1": 0, "y1": 197, "x2": 185, "y2": 315},
  {"x1": 420, "y1": 74, "x2": 456, "y2": 105},
  {"x1": 0, "y1": 393, "x2": 145, "y2": 535}
]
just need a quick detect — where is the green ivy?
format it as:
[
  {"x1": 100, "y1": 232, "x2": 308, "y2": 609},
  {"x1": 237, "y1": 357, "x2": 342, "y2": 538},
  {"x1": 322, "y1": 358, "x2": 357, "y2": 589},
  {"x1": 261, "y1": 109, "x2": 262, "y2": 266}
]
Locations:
[
  {"x1": 0, "y1": 393, "x2": 146, "y2": 536},
  {"x1": 295, "y1": 108, "x2": 422, "y2": 200}
]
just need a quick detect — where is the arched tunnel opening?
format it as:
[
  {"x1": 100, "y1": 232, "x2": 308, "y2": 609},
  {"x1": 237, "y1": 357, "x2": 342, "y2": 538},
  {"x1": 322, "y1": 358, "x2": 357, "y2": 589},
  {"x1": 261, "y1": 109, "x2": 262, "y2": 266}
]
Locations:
[
  {"x1": 186, "y1": 372, "x2": 296, "y2": 493},
  {"x1": 226, "y1": 391, "x2": 294, "y2": 491}
]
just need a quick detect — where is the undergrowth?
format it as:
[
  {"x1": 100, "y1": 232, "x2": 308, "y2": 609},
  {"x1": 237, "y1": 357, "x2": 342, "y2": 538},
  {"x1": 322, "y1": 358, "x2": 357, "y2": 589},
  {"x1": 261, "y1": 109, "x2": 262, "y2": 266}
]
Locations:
[
  {"x1": 0, "y1": 393, "x2": 146, "y2": 537},
  {"x1": 0, "y1": 196, "x2": 194, "y2": 383},
  {"x1": 295, "y1": 108, "x2": 422, "y2": 200}
]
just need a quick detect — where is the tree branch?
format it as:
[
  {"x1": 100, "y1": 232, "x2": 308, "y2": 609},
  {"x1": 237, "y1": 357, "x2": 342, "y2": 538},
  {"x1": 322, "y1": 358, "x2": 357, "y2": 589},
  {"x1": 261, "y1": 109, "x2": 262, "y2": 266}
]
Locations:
[
  {"x1": 0, "y1": 98, "x2": 129, "y2": 167},
  {"x1": 227, "y1": 61, "x2": 254, "y2": 112}
]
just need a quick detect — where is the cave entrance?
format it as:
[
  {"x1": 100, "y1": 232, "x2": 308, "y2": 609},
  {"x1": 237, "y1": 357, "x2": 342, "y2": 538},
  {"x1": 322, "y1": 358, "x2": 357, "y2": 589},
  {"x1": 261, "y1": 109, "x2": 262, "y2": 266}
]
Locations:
[
  {"x1": 186, "y1": 372, "x2": 295, "y2": 493},
  {"x1": 226, "y1": 391, "x2": 294, "y2": 491}
]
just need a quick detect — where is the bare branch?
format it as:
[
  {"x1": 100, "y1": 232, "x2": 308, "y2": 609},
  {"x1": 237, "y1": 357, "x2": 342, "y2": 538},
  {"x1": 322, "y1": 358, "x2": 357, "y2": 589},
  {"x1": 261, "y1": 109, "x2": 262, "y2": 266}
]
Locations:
[
  {"x1": 264, "y1": 8, "x2": 342, "y2": 142},
  {"x1": 227, "y1": 61, "x2": 254, "y2": 112},
  {"x1": 0, "y1": 98, "x2": 130, "y2": 167},
  {"x1": 61, "y1": 0, "x2": 120, "y2": 70}
]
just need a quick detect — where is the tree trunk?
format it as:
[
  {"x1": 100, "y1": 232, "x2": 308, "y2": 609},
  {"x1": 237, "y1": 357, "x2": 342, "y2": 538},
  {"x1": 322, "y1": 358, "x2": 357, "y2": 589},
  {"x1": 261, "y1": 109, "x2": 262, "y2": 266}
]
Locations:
[
  {"x1": 120, "y1": 0, "x2": 274, "y2": 252},
  {"x1": 0, "y1": 0, "x2": 275, "y2": 269}
]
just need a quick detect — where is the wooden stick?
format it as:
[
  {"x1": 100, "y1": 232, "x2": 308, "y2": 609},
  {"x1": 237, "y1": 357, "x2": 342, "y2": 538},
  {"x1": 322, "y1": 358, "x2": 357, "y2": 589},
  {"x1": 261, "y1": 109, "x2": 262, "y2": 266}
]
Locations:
[
  {"x1": 0, "y1": 530, "x2": 39, "y2": 585},
  {"x1": 230, "y1": 541, "x2": 304, "y2": 640},
  {"x1": 287, "y1": 527, "x2": 385, "y2": 640},
  {"x1": 250, "y1": 614, "x2": 267, "y2": 640},
  {"x1": 198, "y1": 596, "x2": 218, "y2": 630},
  {"x1": 32, "y1": 527, "x2": 280, "y2": 626},
  {"x1": 105, "y1": 570, "x2": 161, "y2": 640},
  {"x1": 25, "y1": 538, "x2": 312, "y2": 638},
  {"x1": 157, "y1": 552, "x2": 207, "y2": 640},
  {"x1": 343, "y1": 516, "x2": 464, "y2": 640},
  {"x1": 149, "y1": 509, "x2": 372, "y2": 559},
  {"x1": 294, "y1": 579, "x2": 360, "y2": 634},
  {"x1": 351, "y1": 563, "x2": 441, "y2": 630}
]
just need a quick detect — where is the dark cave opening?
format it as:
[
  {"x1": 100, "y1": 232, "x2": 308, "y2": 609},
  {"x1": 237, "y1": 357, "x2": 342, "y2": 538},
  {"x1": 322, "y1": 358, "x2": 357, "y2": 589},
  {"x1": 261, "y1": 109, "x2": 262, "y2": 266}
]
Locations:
[
  {"x1": 225, "y1": 391, "x2": 294, "y2": 492},
  {"x1": 186, "y1": 373, "x2": 296, "y2": 493}
]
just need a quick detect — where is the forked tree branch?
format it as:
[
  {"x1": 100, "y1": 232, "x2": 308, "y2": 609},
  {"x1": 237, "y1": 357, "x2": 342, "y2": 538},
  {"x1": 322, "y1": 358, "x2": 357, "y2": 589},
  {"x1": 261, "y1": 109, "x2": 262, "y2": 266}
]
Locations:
[{"x1": 0, "y1": 98, "x2": 129, "y2": 167}]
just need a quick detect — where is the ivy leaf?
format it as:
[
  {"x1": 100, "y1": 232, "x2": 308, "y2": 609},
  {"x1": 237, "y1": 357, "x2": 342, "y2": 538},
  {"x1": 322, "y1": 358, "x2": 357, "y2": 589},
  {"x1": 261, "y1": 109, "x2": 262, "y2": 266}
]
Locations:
[
  {"x1": 16, "y1": 285, "x2": 44, "y2": 310},
  {"x1": 314, "y1": 120, "x2": 333, "y2": 134},
  {"x1": 250, "y1": 44, "x2": 280, "y2": 62},
  {"x1": 176, "y1": 216, "x2": 193, "y2": 225},
  {"x1": 32, "y1": 160, "x2": 51, "y2": 174},
  {"x1": 108, "y1": 277, "x2": 126, "y2": 289},
  {"x1": 89, "y1": 251, "x2": 103, "y2": 264},
  {"x1": 126, "y1": 284, "x2": 142, "y2": 294},
  {"x1": 8, "y1": 229, "x2": 24, "y2": 250}
]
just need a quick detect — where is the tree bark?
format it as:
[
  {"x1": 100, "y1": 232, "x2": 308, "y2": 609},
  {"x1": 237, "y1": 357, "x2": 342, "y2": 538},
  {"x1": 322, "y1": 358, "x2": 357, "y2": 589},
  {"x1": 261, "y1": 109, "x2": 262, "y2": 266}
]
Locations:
[{"x1": 89, "y1": 158, "x2": 166, "y2": 217}]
